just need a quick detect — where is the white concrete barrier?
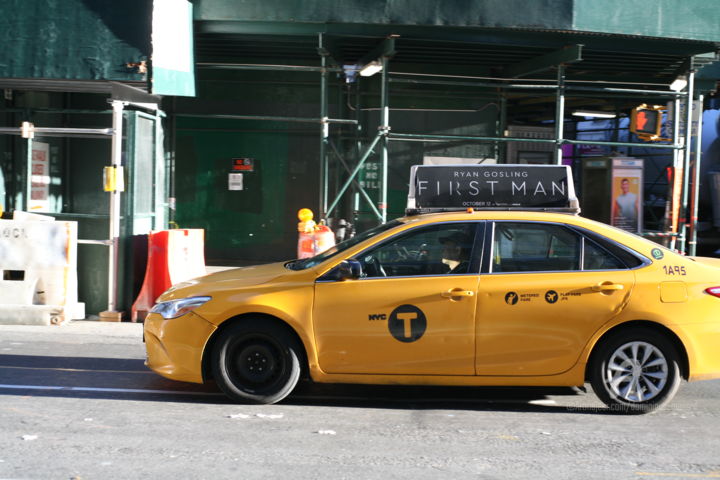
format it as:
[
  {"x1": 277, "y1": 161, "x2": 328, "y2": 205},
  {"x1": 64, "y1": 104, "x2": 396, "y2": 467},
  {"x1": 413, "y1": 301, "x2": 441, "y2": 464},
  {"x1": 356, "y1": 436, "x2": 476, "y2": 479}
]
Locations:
[{"x1": 0, "y1": 214, "x2": 85, "y2": 325}]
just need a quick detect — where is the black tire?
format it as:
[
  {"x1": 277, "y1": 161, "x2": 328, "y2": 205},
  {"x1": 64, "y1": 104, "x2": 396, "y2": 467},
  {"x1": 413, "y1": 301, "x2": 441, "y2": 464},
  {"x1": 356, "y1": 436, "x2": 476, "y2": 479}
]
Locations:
[
  {"x1": 212, "y1": 319, "x2": 302, "y2": 404},
  {"x1": 589, "y1": 327, "x2": 682, "y2": 414}
]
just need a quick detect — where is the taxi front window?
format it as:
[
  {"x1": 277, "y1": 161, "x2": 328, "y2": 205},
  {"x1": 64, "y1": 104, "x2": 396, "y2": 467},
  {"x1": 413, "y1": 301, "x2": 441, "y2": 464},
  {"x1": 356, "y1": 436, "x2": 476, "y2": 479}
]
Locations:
[{"x1": 285, "y1": 220, "x2": 403, "y2": 270}]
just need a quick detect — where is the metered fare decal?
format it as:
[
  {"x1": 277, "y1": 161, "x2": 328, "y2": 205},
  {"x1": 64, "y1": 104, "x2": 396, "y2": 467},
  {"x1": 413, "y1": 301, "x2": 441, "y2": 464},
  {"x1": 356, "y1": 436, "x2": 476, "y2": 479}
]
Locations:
[{"x1": 369, "y1": 304, "x2": 427, "y2": 343}]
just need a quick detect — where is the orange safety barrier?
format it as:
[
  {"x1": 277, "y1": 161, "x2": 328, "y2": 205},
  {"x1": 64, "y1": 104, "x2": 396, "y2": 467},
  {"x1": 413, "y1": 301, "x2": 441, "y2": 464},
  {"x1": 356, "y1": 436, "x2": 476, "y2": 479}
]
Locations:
[{"x1": 131, "y1": 229, "x2": 206, "y2": 322}]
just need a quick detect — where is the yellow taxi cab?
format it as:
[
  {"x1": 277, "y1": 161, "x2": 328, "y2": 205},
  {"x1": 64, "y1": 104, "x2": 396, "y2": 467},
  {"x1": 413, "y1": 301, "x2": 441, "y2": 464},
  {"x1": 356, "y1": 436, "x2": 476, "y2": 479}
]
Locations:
[{"x1": 144, "y1": 165, "x2": 720, "y2": 413}]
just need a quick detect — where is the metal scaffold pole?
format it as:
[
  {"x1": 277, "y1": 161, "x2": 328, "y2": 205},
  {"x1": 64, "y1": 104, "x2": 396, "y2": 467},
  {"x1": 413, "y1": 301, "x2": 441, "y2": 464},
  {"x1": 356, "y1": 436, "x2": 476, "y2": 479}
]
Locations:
[
  {"x1": 668, "y1": 93, "x2": 683, "y2": 251},
  {"x1": 689, "y1": 93, "x2": 705, "y2": 257},
  {"x1": 380, "y1": 56, "x2": 390, "y2": 223},
  {"x1": 107, "y1": 100, "x2": 125, "y2": 314},
  {"x1": 497, "y1": 95, "x2": 507, "y2": 163},
  {"x1": 679, "y1": 71, "x2": 696, "y2": 255},
  {"x1": 554, "y1": 65, "x2": 566, "y2": 165},
  {"x1": 319, "y1": 54, "x2": 329, "y2": 220}
]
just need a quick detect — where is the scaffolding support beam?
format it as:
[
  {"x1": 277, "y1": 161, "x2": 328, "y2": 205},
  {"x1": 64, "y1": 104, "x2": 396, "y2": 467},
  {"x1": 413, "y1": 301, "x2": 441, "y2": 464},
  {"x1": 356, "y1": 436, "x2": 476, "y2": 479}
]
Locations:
[
  {"x1": 380, "y1": 55, "x2": 390, "y2": 223},
  {"x1": 667, "y1": 93, "x2": 683, "y2": 250},
  {"x1": 357, "y1": 37, "x2": 397, "y2": 71},
  {"x1": 317, "y1": 33, "x2": 342, "y2": 67},
  {"x1": 505, "y1": 45, "x2": 583, "y2": 78},
  {"x1": 389, "y1": 77, "x2": 684, "y2": 97},
  {"x1": 197, "y1": 63, "x2": 343, "y2": 73},
  {"x1": 24, "y1": 137, "x2": 32, "y2": 211},
  {"x1": 107, "y1": 100, "x2": 125, "y2": 314},
  {"x1": 689, "y1": 93, "x2": 705, "y2": 256},
  {"x1": 319, "y1": 53, "x2": 329, "y2": 219},
  {"x1": 326, "y1": 133, "x2": 383, "y2": 218},
  {"x1": 328, "y1": 139, "x2": 383, "y2": 221},
  {"x1": 555, "y1": 65, "x2": 566, "y2": 165},
  {"x1": 679, "y1": 70, "x2": 696, "y2": 254},
  {"x1": 387, "y1": 132, "x2": 682, "y2": 151},
  {"x1": 177, "y1": 113, "x2": 357, "y2": 125}
]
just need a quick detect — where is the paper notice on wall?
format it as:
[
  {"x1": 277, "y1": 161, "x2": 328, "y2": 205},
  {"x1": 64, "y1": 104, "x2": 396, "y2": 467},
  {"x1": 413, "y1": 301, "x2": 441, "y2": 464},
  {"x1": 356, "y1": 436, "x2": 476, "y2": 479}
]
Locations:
[
  {"x1": 29, "y1": 142, "x2": 50, "y2": 212},
  {"x1": 228, "y1": 173, "x2": 243, "y2": 191}
]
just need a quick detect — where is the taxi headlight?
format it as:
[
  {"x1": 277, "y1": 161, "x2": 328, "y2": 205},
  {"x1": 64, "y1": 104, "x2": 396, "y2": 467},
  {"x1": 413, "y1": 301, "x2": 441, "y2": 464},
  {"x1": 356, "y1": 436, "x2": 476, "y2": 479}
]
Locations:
[{"x1": 150, "y1": 296, "x2": 212, "y2": 319}]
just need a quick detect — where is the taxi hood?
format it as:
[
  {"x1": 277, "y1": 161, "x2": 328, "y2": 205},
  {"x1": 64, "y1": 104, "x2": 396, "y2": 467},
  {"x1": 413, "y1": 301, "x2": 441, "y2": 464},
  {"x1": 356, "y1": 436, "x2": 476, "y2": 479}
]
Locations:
[{"x1": 157, "y1": 262, "x2": 292, "y2": 301}]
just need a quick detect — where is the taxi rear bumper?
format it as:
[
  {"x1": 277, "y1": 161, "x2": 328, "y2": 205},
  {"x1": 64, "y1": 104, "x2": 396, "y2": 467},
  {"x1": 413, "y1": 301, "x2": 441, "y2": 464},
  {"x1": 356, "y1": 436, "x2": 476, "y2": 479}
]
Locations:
[{"x1": 674, "y1": 321, "x2": 720, "y2": 382}]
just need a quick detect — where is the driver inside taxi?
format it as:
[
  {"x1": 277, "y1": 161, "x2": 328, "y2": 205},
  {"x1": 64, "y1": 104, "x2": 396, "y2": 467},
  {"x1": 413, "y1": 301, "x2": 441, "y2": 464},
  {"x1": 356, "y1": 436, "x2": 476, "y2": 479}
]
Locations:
[{"x1": 439, "y1": 231, "x2": 471, "y2": 274}]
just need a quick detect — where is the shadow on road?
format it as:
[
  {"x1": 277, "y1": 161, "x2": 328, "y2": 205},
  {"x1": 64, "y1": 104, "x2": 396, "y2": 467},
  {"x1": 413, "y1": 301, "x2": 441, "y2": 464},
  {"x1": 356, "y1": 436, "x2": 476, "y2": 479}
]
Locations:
[{"x1": 0, "y1": 353, "x2": 614, "y2": 414}]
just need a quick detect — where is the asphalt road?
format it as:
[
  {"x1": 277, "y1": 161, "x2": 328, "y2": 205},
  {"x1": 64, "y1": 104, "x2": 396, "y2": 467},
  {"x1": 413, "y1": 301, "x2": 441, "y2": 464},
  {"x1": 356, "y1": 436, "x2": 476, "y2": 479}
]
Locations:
[{"x1": 0, "y1": 321, "x2": 719, "y2": 480}]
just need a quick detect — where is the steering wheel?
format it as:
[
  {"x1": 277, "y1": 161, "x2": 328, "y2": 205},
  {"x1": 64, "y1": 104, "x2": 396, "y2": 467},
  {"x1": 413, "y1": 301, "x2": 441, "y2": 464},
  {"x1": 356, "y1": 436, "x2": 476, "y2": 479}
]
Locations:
[{"x1": 363, "y1": 255, "x2": 386, "y2": 277}]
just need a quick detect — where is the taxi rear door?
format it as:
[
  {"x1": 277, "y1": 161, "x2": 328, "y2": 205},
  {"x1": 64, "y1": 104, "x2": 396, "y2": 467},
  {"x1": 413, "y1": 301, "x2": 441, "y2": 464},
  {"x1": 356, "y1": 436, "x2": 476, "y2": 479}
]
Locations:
[
  {"x1": 475, "y1": 221, "x2": 637, "y2": 376},
  {"x1": 313, "y1": 222, "x2": 484, "y2": 375}
]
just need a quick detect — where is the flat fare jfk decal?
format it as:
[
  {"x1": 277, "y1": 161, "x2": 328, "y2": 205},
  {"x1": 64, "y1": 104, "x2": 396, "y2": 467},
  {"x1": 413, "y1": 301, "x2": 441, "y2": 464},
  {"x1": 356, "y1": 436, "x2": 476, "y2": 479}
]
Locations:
[{"x1": 505, "y1": 290, "x2": 582, "y2": 305}]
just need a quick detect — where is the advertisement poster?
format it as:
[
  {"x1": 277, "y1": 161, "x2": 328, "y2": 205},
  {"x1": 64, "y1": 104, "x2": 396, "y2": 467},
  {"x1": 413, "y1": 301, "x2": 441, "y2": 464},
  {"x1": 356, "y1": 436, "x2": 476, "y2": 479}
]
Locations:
[
  {"x1": 610, "y1": 158, "x2": 643, "y2": 233},
  {"x1": 408, "y1": 164, "x2": 575, "y2": 209},
  {"x1": 30, "y1": 142, "x2": 50, "y2": 212}
]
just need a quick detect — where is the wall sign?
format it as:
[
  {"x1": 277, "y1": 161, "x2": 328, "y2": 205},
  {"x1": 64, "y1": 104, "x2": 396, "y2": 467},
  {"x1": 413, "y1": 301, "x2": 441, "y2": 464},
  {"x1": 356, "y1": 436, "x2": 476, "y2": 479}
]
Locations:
[
  {"x1": 30, "y1": 142, "x2": 50, "y2": 212},
  {"x1": 232, "y1": 158, "x2": 254, "y2": 172}
]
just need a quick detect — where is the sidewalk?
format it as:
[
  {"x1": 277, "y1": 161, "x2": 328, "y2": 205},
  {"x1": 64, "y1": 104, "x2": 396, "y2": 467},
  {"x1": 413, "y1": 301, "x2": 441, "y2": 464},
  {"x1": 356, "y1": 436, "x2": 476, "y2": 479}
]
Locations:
[{"x1": 0, "y1": 319, "x2": 144, "y2": 344}]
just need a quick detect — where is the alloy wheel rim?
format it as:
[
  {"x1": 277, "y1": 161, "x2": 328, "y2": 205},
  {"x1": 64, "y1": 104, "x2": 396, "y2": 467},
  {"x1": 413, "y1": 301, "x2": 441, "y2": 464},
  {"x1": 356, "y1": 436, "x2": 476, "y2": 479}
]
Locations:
[{"x1": 605, "y1": 341, "x2": 668, "y2": 403}]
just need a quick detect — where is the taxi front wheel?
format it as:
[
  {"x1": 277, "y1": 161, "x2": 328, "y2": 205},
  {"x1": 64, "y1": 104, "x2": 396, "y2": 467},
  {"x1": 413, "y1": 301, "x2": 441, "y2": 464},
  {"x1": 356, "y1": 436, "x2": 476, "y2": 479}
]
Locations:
[
  {"x1": 589, "y1": 328, "x2": 682, "y2": 414},
  {"x1": 212, "y1": 320, "x2": 302, "y2": 404}
]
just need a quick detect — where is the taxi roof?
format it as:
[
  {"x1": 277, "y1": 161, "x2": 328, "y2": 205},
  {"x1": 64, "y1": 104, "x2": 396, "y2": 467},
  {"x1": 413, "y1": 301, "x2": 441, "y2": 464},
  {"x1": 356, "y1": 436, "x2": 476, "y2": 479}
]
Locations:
[{"x1": 399, "y1": 209, "x2": 580, "y2": 224}]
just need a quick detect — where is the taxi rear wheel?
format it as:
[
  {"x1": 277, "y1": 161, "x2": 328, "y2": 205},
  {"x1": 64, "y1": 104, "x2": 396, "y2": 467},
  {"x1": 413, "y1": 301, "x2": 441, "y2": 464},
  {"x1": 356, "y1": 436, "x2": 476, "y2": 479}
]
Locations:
[
  {"x1": 589, "y1": 328, "x2": 682, "y2": 414},
  {"x1": 212, "y1": 320, "x2": 301, "y2": 404}
]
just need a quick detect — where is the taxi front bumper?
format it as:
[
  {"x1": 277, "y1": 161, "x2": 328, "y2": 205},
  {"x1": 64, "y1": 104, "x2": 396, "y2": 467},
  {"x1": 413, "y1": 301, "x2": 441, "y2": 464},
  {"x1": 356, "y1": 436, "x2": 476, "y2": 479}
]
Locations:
[{"x1": 144, "y1": 311, "x2": 217, "y2": 384}]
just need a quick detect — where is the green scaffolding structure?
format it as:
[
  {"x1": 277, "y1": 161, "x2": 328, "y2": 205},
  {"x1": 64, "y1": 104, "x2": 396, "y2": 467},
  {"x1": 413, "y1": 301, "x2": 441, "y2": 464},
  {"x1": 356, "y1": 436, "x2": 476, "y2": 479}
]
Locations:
[{"x1": 194, "y1": 33, "x2": 708, "y2": 255}]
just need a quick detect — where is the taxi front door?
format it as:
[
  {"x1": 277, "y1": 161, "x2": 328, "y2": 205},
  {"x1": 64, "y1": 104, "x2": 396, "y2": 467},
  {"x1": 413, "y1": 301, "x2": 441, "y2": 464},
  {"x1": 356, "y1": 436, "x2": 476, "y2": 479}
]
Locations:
[{"x1": 312, "y1": 222, "x2": 482, "y2": 375}]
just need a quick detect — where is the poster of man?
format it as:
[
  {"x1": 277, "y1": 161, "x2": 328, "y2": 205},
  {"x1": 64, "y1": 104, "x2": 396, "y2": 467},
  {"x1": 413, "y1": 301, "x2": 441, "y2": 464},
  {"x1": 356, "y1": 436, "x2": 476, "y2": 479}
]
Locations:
[{"x1": 611, "y1": 168, "x2": 642, "y2": 233}]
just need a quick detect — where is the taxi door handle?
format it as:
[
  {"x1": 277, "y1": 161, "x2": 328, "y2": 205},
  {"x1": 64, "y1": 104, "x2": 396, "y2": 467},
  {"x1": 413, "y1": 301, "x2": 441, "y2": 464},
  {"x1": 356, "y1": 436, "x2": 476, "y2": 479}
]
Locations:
[
  {"x1": 441, "y1": 288, "x2": 475, "y2": 298},
  {"x1": 591, "y1": 283, "x2": 625, "y2": 292}
]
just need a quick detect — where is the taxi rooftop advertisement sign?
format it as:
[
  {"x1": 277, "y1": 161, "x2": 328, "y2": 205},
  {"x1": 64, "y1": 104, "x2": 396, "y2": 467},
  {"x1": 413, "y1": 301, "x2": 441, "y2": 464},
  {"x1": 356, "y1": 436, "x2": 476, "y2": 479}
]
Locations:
[{"x1": 407, "y1": 164, "x2": 578, "y2": 211}]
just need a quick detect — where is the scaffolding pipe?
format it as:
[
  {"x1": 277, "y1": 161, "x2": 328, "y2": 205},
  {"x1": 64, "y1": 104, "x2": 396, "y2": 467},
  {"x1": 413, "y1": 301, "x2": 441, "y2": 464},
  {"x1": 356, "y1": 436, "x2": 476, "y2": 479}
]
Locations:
[
  {"x1": 197, "y1": 62, "x2": 343, "y2": 73},
  {"x1": 319, "y1": 55, "x2": 329, "y2": 219},
  {"x1": 562, "y1": 139, "x2": 680, "y2": 150},
  {"x1": 107, "y1": 100, "x2": 125, "y2": 313},
  {"x1": 326, "y1": 133, "x2": 383, "y2": 218},
  {"x1": 328, "y1": 140, "x2": 383, "y2": 221},
  {"x1": 387, "y1": 132, "x2": 682, "y2": 150},
  {"x1": 555, "y1": 66, "x2": 566, "y2": 165},
  {"x1": 689, "y1": 94, "x2": 705, "y2": 256},
  {"x1": 177, "y1": 113, "x2": 357, "y2": 125},
  {"x1": 390, "y1": 71, "x2": 676, "y2": 88},
  {"x1": 497, "y1": 95, "x2": 507, "y2": 162},
  {"x1": 668, "y1": 94, "x2": 683, "y2": 250},
  {"x1": 380, "y1": 56, "x2": 390, "y2": 223},
  {"x1": 389, "y1": 77, "x2": 684, "y2": 97},
  {"x1": 679, "y1": 71, "x2": 696, "y2": 254},
  {"x1": 24, "y1": 137, "x2": 32, "y2": 211},
  {"x1": 0, "y1": 127, "x2": 113, "y2": 136}
]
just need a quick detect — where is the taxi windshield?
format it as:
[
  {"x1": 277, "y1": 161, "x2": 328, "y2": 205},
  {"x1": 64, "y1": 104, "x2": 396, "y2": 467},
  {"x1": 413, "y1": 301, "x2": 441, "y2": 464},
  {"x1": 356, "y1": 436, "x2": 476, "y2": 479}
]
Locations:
[{"x1": 285, "y1": 219, "x2": 403, "y2": 270}]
